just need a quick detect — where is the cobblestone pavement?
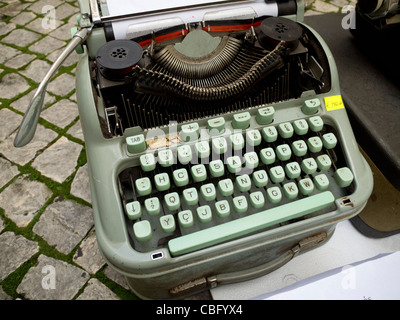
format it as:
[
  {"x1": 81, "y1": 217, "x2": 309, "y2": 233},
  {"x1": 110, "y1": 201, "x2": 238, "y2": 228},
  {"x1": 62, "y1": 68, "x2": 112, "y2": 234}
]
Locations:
[{"x1": 0, "y1": 0, "x2": 355, "y2": 300}]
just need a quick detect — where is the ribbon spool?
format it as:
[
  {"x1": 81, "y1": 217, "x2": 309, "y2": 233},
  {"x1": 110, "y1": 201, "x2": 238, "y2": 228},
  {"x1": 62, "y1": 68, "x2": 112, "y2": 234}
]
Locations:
[
  {"x1": 257, "y1": 17, "x2": 303, "y2": 51},
  {"x1": 96, "y1": 39, "x2": 143, "y2": 80}
]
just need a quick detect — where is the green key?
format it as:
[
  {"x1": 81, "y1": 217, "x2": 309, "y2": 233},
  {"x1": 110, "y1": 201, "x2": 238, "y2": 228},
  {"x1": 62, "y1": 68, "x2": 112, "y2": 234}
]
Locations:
[
  {"x1": 316, "y1": 154, "x2": 332, "y2": 171},
  {"x1": 178, "y1": 210, "x2": 193, "y2": 228},
  {"x1": 292, "y1": 140, "x2": 307, "y2": 157},
  {"x1": 154, "y1": 172, "x2": 170, "y2": 191},
  {"x1": 158, "y1": 149, "x2": 174, "y2": 167},
  {"x1": 232, "y1": 111, "x2": 251, "y2": 129},
  {"x1": 283, "y1": 182, "x2": 298, "y2": 199},
  {"x1": 314, "y1": 174, "x2": 330, "y2": 191},
  {"x1": 302, "y1": 98, "x2": 320, "y2": 115},
  {"x1": 164, "y1": 192, "x2": 180, "y2": 211},
  {"x1": 308, "y1": 116, "x2": 324, "y2": 132},
  {"x1": 256, "y1": 106, "x2": 275, "y2": 125},
  {"x1": 249, "y1": 191, "x2": 265, "y2": 209},
  {"x1": 260, "y1": 147, "x2": 275, "y2": 165},
  {"x1": 197, "y1": 205, "x2": 212, "y2": 223},
  {"x1": 262, "y1": 126, "x2": 278, "y2": 142},
  {"x1": 181, "y1": 122, "x2": 199, "y2": 142},
  {"x1": 293, "y1": 119, "x2": 309, "y2": 135},
  {"x1": 299, "y1": 178, "x2": 314, "y2": 195},
  {"x1": 133, "y1": 220, "x2": 152, "y2": 242},
  {"x1": 252, "y1": 169, "x2": 268, "y2": 187},
  {"x1": 144, "y1": 197, "x2": 161, "y2": 215},
  {"x1": 215, "y1": 200, "x2": 230, "y2": 218},
  {"x1": 209, "y1": 159, "x2": 224, "y2": 177},
  {"x1": 307, "y1": 136, "x2": 323, "y2": 153},
  {"x1": 212, "y1": 137, "x2": 228, "y2": 154},
  {"x1": 276, "y1": 144, "x2": 292, "y2": 161},
  {"x1": 244, "y1": 151, "x2": 259, "y2": 170},
  {"x1": 334, "y1": 167, "x2": 354, "y2": 188},
  {"x1": 173, "y1": 168, "x2": 189, "y2": 187},
  {"x1": 201, "y1": 183, "x2": 216, "y2": 201},
  {"x1": 230, "y1": 133, "x2": 245, "y2": 150},
  {"x1": 233, "y1": 195, "x2": 248, "y2": 214},
  {"x1": 135, "y1": 177, "x2": 152, "y2": 196},
  {"x1": 285, "y1": 162, "x2": 301, "y2": 179},
  {"x1": 195, "y1": 141, "x2": 210, "y2": 158},
  {"x1": 218, "y1": 178, "x2": 234, "y2": 196},
  {"x1": 269, "y1": 165, "x2": 285, "y2": 183},
  {"x1": 160, "y1": 214, "x2": 176, "y2": 233},
  {"x1": 126, "y1": 201, "x2": 141, "y2": 220},
  {"x1": 140, "y1": 153, "x2": 156, "y2": 172},
  {"x1": 246, "y1": 129, "x2": 262, "y2": 147},
  {"x1": 301, "y1": 158, "x2": 318, "y2": 174},
  {"x1": 322, "y1": 133, "x2": 337, "y2": 149},
  {"x1": 226, "y1": 156, "x2": 242, "y2": 174},
  {"x1": 126, "y1": 134, "x2": 146, "y2": 154},
  {"x1": 236, "y1": 174, "x2": 251, "y2": 192},
  {"x1": 278, "y1": 122, "x2": 294, "y2": 139},
  {"x1": 191, "y1": 164, "x2": 207, "y2": 182},
  {"x1": 177, "y1": 144, "x2": 192, "y2": 164},
  {"x1": 168, "y1": 191, "x2": 335, "y2": 255},
  {"x1": 183, "y1": 187, "x2": 198, "y2": 206},
  {"x1": 207, "y1": 117, "x2": 225, "y2": 134},
  {"x1": 267, "y1": 186, "x2": 282, "y2": 204}
]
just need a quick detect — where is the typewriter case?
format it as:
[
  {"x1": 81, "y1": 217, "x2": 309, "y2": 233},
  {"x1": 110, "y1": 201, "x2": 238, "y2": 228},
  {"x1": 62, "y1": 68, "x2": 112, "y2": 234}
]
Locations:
[{"x1": 74, "y1": 0, "x2": 373, "y2": 299}]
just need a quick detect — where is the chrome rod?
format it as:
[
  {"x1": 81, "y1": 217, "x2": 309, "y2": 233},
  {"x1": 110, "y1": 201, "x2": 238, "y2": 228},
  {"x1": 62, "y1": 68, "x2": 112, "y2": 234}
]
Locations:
[{"x1": 14, "y1": 28, "x2": 90, "y2": 147}]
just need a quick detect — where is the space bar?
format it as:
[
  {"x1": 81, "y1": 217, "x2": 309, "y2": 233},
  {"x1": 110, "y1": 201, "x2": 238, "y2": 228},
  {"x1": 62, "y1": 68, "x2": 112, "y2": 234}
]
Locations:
[{"x1": 168, "y1": 191, "x2": 335, "y2": 256}]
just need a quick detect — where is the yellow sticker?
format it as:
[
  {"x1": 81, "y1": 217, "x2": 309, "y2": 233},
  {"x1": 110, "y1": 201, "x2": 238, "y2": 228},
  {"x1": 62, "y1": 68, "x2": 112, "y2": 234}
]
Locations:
[{"x1": 324, "y1": 95, "x2": 345, "y2": 111}]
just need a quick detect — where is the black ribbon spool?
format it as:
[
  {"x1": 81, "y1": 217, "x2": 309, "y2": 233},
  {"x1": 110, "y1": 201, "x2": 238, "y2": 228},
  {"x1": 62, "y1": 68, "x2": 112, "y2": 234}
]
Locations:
[
  {"x1": 257, "y1": 17, "x2": 303, "y2": 51},
  {"x1": 96, "y1": 39, "x2": 143, "y2": 80}
]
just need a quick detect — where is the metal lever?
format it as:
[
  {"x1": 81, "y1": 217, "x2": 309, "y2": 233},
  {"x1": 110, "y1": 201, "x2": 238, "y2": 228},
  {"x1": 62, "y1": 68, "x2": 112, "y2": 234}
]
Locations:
[{"x1": 13, "y1": 28, "x2": 90, "y2": 148}]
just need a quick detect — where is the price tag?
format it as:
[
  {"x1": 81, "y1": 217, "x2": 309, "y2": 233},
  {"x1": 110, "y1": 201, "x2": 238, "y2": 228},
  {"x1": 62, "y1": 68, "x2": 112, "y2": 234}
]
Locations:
[{"x1": 324, "y1": 95, "x2": 345, "y2": 111}]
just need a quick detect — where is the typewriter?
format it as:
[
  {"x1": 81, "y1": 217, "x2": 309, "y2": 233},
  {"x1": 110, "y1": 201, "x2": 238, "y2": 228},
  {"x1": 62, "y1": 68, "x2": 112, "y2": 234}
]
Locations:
[{"x1": 14, "y1": 0, "x2": 374, "y2": 299}]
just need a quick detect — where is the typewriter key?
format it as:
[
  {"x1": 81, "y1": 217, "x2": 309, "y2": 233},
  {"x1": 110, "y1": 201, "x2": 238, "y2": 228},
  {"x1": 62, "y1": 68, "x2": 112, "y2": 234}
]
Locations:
[{"x1": 96, "y1": 39, "x2": 143, "y2": 80}]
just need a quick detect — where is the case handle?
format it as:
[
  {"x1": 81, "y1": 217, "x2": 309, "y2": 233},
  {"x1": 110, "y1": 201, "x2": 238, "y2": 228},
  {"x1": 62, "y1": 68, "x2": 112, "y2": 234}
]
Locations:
[{"x1": 170, "y1": 232, "x2": 327, "y2": 297}]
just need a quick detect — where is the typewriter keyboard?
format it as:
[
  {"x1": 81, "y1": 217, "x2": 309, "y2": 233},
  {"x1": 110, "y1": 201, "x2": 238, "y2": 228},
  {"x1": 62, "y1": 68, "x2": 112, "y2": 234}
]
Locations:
[{"x1": 119, "y1": 110, "x2": 354, "y2": 256}]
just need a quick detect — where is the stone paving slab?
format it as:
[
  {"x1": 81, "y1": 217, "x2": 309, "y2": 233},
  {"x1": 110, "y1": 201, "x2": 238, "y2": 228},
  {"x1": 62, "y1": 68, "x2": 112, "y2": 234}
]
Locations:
[
  {"x1": 0, "y1": 0, "x2": 352, "y2": 300},
  {"x1": 0, "y1": 174, "x2": 53, "y2": 228},
  {"x1": 32, "y1": 198, "x2": 94, "y2": 255},
  {"x1": 17, "y1": 255, "x2": 89, "y2": 300},
  {"x1": 76, "y1": 279, "x2": 119, "y2": 300},
  {"x1": 32, "y1": 136, "x2": 83, "y2": 183},
  {"x1": 0, "y1": 232, "x2": 39, "y2": 281}
]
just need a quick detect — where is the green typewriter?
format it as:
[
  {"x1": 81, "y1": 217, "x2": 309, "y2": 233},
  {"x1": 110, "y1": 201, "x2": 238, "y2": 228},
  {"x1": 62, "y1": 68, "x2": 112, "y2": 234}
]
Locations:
[{"x1": 14, "y1": 0, "x2": 374, "y2": 299}]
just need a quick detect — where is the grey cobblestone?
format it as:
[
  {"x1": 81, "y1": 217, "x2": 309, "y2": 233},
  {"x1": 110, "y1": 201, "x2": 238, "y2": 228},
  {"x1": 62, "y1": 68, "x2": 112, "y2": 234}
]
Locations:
[
  {"x1": 33, "y1": 198, "x2": 94, "y2": 254},
  {"x1": 0, "y1": 174, "x2": 53, "y2": 227},
  {"x1": 0, "y1": 0, "x2": 352, "y2": 300},
  {"x1": 0, "y1": 74, "x2": 30, "y2": 99},
  {"x1": 0, "y1": 157, "x2": 19, "y2": 189},
  {"x1": 20, "y1": 59, "x2": 52, "y2": 83},
  {"x1": 0, "y1": 43, "x2": 20, "y2": 64},
  {"x1": 10, "y1": 85, "x2": 56, "y2": 113},
  {"x1": 17, "y1": 254, "x2": 89, "y2": 300},
  {"x1": 2, "y1": 28, "x2": 41, "y2": 48},
  {"x1": 0, "y1": 232, "x2": 39, "y2": 281},
  {"x1": 47, "y1": 73, "x2": 76, "y2": 96},
  {"x1": 41, "y1": 99, "x2": 79, "y2": 129},
  {"x1": 0, "y1": 108, "x2": 23, "y2": 142},
  {"x1": 32, "y1": 136, "x2": 83, "y2": 183},
  {"x1": 4, "y1": 53, "x2": 36, "y2": 69},
  {"x1": 0, "y1": 124, "x2": 58, "y2": 165},
  {"x1": 76, "y1": 279, "x2": 119, "y2": 300},
  {"x1": 70, "y1": 163, "x2": 92, "y2": 203},
  {"x1": 73, "y1": 229, "x2": 105, "y2": 274}
]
